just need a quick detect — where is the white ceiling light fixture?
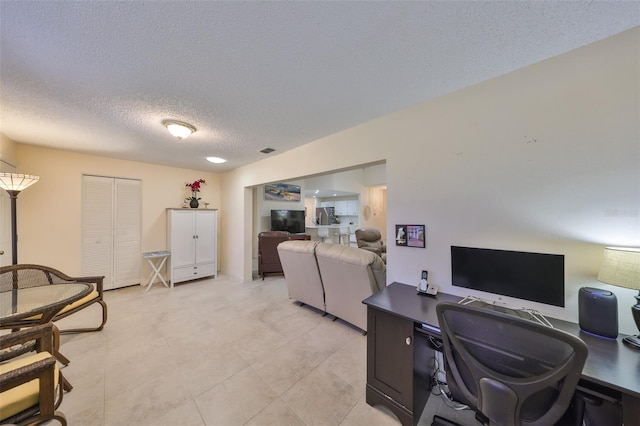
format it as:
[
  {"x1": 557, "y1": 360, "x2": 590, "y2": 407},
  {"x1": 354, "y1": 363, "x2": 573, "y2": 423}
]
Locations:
[
  {"x1": 206, "y1": 157, "x2": 227, "y2": 164},
  {"x1": 163, "y1": 120, "x2": 196, "y2": 140}
]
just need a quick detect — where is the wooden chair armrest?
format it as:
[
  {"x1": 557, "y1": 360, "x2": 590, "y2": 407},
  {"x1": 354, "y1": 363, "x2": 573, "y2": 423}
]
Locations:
[
  {"x1": 0, "y1": 263, "x2": 105, "y2": 296},
  {"x1": 0, "y1": 356, "x2": 56, "y2": 392},
  {"x1": 55, "y1": 274, "x2": 104, "y2": 296},
  {"x1": 0, "y1": 323, "x2": 54, "y2": 353}
]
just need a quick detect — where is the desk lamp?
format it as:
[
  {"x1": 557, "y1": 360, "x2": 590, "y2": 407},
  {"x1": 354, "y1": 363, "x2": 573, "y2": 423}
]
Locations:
[
  {"x1": 0, "y1": 173, "x2": 39, "y2": 264},
  {"x1": 597, "y1": 247, "x2": 640, "y2": 349}
]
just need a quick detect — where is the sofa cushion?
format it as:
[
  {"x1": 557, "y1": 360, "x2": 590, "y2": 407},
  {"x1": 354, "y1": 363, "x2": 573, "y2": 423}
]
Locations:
[
  {"x1": 315, "y1": 243, "x2": 386, "y2": 291},
  {"x1": 315, "y1": 243, "x2": 386, "y2": 331},
  {"x1": 24, "y1": 290, "x2": 99, "y2": 321},
  {"x1": 278, "y1": 240, "x2": 325, "y2": 312}
]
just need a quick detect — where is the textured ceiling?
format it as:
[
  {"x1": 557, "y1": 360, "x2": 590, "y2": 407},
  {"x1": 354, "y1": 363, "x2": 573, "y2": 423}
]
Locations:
[{"x1": 1, "y1": 1, "x2": 639, "y2": 172}]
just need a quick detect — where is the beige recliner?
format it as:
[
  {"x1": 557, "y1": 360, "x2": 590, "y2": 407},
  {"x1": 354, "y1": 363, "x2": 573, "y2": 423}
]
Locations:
[
  {"x1": 315, "y1": 242, "x2": 386, "y2": 332},
  {"x1": 277, "y1": 240, "x2": 326, "y2": 312},
  {"x1": 355, "y1": 228, "x2": 387, "y2": 263}
]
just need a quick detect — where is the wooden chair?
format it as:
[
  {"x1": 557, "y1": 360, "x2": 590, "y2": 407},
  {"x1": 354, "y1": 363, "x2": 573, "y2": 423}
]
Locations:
[
  {"x1": 0, "y1": 264, "x2": 107, "y2": 334},
  {"x1": 258, "y1": 231, "x2": 291, "y2": 280},
  {"x1": 0, "y1": 323, "x2": 67, "y2": 425}
]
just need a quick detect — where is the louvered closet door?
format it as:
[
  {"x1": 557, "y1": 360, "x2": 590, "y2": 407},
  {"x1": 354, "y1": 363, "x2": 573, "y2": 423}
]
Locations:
[
  {"x1": 82, "y1": 175, "x2": 141, "y2": 290},
  {"x1": 82, "y1": 176, "x2": 114, "y2": 288},
  {"x1": 114, "y1": 179, "x2": 141, "y2": 287}
]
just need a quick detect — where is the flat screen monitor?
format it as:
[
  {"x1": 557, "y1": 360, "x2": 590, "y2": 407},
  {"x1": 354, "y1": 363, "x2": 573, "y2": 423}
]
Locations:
[
  {"x1": 270, "y1": 209, "x2": 305, "y2": 234},
  {"x1": 451, "y1": 246, "x2": 565, "y2": 307}
]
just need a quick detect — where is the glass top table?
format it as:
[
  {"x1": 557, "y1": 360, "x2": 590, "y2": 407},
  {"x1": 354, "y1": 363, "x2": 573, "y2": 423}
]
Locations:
[{"x1": 0, "y1": 283, "x2": 92, "y2": 326}]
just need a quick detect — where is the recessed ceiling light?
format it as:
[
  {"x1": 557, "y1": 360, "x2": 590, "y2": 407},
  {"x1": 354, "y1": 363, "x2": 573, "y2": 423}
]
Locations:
[
  {"x1": 163, "y1": 120, "x2": 196, "y2": 140},
  {"x1": 206, "y1": 156, "x2": 227, "y2": 164}
]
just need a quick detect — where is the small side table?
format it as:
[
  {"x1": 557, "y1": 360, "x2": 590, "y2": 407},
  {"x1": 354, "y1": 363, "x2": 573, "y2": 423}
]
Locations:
[{"x1": 143, "y1": 251, "x2": 170, "y2": 292}]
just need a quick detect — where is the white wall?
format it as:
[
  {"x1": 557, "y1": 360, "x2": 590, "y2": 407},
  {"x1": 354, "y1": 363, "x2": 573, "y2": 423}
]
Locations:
[{"x1": 221, "y1": 28, "x2": 640, "y2": 334}]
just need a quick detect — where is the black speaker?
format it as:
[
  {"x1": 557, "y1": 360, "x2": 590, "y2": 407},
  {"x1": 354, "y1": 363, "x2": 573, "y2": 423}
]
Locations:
[{"x1": 579, "y1": 287, "x2": 618, "y2": 339}]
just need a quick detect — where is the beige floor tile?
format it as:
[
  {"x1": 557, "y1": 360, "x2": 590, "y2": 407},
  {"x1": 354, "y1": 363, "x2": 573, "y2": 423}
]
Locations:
[
  {"x1": 340, "y1": 397, "x2": 401, "y2": 426},
  {"x1": 282, "y1": 367, "x2": 360, "y2": 425},
  {"x1": 319, "y1": 336, "x2": 367, "y2": 394},
  {"x1": 246, "y1": 398, "x2": 306, "y2": 426},
  {"x1": 250, "y1": 326, "x2": 340, "y2": 395},
  {"x1": 105, "y1": 369, "x2": 192, "y2": 425},
  {"x1": 55, "y1": 274, "x2": 456, "y2": 425},
  {"x1": 194, "y1": 366, "x2": 278, "y2": 425},
  {"x1": 63, "y1": 379, "x2": 105, "y2": 426},
  {"x1": 178, "y1": 346, "x2": 249, "y2": 397},
  {"x1": 140, "y1": 399, "x2": 206, "y2": 426}
]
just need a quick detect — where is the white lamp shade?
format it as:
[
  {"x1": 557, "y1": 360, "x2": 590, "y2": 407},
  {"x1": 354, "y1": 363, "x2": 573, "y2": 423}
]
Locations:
[
  {"x1": 0, "y1": 173, "x2": 40, "y2": 191},
  {"x1": 597, "y1": 247, "x2": 640, "y2": 291},
  {"x1": 163, "y1": 120, "x2": 196, "y2": 139}
]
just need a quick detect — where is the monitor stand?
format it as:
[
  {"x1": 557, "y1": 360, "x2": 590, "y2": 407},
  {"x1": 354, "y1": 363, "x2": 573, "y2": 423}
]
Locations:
[{"x1": 458, "y1": 295, "x2": 553, "y2": 328}]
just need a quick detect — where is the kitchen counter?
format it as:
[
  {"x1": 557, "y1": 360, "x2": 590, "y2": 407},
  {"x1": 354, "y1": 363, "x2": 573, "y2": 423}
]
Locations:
[
  {"x1": 306, "y1": 224, "x2": 354, "y2": 229},
  {"x1": 306, "y1": 224, "x2": 358, "y2": 244}
]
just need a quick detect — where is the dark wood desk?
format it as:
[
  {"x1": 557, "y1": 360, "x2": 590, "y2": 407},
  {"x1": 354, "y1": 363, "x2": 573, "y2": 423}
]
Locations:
[{"x1": 363, "y1": 282, "x2": 640, "y2": 426}]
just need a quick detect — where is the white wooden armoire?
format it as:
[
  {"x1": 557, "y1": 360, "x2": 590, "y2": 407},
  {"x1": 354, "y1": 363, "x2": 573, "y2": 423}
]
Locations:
[{"x1": 166, "y1": 208, "x2": 217, "y2": 286}]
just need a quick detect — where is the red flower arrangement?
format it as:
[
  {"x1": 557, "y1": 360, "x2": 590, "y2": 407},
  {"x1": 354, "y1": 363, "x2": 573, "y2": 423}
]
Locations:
[{"x1": 185, "y1": 179, "x2": 206, "y2": 202}]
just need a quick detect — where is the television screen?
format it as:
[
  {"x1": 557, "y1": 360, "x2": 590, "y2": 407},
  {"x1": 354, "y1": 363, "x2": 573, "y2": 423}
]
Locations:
[
  {"x1": 451, "y1": 246, "x2": 565, "y2": 307},
  {"x1": 270, "y1": 210, "x2": 305, "y2": 234}
]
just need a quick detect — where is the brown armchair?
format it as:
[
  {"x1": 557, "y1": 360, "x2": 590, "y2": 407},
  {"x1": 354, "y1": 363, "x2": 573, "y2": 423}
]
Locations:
[
  {"x1": 258, "y1": 231, "x2": 292, "y2": 280},
  {"x1": 355, "y1": 228, "x2": 387, "y2": 262},
  {"x1": 0, "y1": 323, "x2": 67, "y2": 425}
]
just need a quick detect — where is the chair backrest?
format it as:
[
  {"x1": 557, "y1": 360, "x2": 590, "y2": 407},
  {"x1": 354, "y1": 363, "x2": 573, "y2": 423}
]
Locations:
[
  {"x1": 436, "y1": 302, "x2": 588, "y2": 426},
  {"x1": 277, "y1": 240, "x2": 325, "y2": 312},
  {"x1": 0, "y1": 323, "x2": 66, "y2": 425},
  {"x1": 315, "y1": 243, "x2": 386, "y2": 331},
  {"x1": 355, "y1": 228, "x2": 385, "y2": 251},
  {"x1": 258, "y1": 231, "x2": 290, "y2": 274}
]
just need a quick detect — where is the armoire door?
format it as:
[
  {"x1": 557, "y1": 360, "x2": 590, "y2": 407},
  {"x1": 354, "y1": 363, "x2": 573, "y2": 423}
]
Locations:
[
  {"x1": 170, "y1": 210, "x2": 197, "y2": 268},
  {"x1": 195, "y1": 210, "x2": 216, "y2": 265}
]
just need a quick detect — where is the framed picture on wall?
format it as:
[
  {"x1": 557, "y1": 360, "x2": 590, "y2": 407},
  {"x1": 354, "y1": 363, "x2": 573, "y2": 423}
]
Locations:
[
  {"x1": 395, "y1": 225, "x2": 407, "y2": 246},
  {"x1": 264, "y1": 183, "x2": 301, "y2": 201},
  {"x1": 406, "y1": 225, "x2": 425, "y2": 248},
  {"x1": 396, "y1": 224, "x2": 425, "y2": 248}
]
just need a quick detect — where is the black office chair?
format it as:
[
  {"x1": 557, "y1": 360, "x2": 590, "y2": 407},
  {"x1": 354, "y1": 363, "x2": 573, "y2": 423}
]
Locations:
[{"x1": 434, "y1": 302, "x2": 588, "y2": 426}]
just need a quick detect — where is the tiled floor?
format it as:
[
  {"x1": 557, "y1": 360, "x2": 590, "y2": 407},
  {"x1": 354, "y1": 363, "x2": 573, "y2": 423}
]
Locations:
[{"x1": 56, "y1": 274, "x2": 475, "y2": 425}]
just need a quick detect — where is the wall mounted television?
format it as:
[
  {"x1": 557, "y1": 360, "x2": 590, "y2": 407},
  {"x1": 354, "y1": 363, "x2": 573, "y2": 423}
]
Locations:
[
  {"x1": 451, "y1": 246, "x2": 565, "y2": 307},
  {"x1": 270, "y1": 209, "x2": 305, "y2": 234}
]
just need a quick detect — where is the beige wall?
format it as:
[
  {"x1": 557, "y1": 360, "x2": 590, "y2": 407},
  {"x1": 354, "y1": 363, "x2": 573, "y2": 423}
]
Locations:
[
  {"x1": 222, "y1": 28, "x2": 640, "y2": 333},
  {"x1": 8, "y1": 144, "x2": 222, "y2": 278},
  {"x1": 0, "y1": 133, "x2": 18, "y2": 167},
  {"x1": 1, "y1": 29, "x2": 638, "y2": 333}
]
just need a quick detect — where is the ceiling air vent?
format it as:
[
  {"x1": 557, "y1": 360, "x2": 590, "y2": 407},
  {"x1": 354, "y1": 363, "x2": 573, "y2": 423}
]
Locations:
[{"x1": 259, "y1": 147, "x2": 275, "y2": 154}]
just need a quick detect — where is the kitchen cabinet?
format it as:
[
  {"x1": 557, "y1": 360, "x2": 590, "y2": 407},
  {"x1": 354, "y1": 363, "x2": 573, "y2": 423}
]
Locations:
[
  {"x1": 167, "y1": 209, "x2": 217, "y2": 286},
  {"x1": 346, "y1": 200, "x2": 359, "y2": 216},
  {"x1": 332, "y1": 200, "x2": 359, "y2": 216}
]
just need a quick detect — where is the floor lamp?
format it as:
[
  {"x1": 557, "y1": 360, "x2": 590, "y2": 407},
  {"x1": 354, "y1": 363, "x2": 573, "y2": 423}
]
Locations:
[
  {"x1": 597, "y1": 247, "x2": 640, "y2": 350},
  {"x1": 0, "y1": 173, "x2": 40, "y2": 265}
]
